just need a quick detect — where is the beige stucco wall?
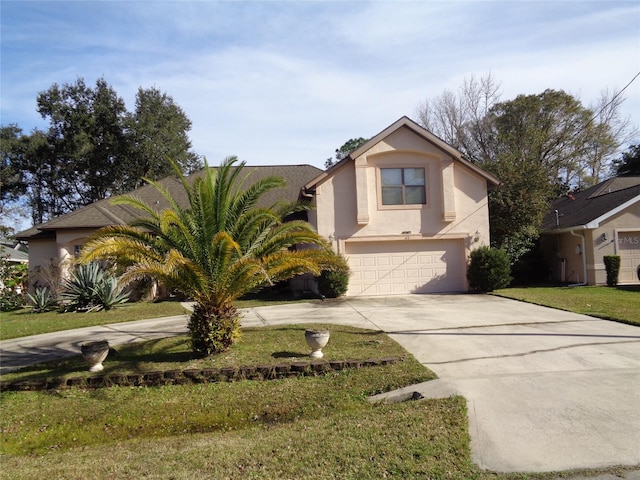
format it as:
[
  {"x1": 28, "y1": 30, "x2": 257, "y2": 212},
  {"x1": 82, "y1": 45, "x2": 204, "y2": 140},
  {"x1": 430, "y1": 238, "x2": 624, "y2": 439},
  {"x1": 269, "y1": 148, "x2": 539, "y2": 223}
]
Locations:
[
  {"x1": 26, "y1": 229, "x2": 94, "y2": 290},
  {"x1": 312, "y1": 127, "x2": 491, "y2": 256},
  {"x1": 542, "y1": 201, "x2": 640, "y2": 285},
  {"x1": 55, "y1": 230, "x2": 91, "y2": 264},
  {"x1": 541, "y1": 231, "x2": 591, "y2": 284},
  {"x1": 591, "y1": 203, "x2": 640, "y2": 285},
  {"x1": 26, "y1": 237, "x2": 60, "y2": 291}
]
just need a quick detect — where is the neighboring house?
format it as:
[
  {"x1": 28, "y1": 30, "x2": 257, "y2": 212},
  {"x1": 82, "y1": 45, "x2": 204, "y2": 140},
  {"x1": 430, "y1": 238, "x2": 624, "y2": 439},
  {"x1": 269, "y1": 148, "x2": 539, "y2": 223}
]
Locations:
[
  {"x1": 0, "y1": 243, "x2": 29, "y2": 265},
  {"x1": 17, "y1": 116, "x2": 501, "y2": 296},
  {"x1": 303, "y1": 116, "x2": 500, "y2": 295},
  {"x1": 540, "y1": 176, "x2": 640, "y2": 286}
]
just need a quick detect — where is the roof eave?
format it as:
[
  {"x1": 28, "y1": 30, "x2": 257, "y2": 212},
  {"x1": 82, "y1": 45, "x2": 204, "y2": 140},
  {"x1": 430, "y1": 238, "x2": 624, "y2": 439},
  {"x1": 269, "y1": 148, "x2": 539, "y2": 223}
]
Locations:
[
  {"x1": 543, "y1": 225, "x2": 590, "y2": 235},
  {"x1": 584, "y1": 194, "x2": 640, "y2": 229},
  {"x1": 543, "y1": 193, "x2": 640, "y2": 233}
]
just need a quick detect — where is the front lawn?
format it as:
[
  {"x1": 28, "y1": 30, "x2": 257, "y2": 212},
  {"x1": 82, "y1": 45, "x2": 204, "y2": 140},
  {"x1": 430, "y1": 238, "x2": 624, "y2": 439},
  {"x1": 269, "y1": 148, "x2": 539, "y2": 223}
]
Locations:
[
  {"x1": 0, "y1": 325, "x2": 478, "y2": 479},
  {"x1": 0, "y1": 301, "x2": 189, "y2": 340},
  {"x1": 493, "y1": 285, "x2": 640, "y2": 326}
]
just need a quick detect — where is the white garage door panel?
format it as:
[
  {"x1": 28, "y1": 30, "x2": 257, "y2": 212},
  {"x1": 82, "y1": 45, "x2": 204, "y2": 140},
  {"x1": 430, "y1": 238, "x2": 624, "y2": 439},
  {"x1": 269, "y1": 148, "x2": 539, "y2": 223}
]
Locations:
[
  {"x1": 618, "y1": 232, "x2": 640, "y2": 284},
  {"x1": 345, "y1": 240, "x2": 465, "y2": 295}
]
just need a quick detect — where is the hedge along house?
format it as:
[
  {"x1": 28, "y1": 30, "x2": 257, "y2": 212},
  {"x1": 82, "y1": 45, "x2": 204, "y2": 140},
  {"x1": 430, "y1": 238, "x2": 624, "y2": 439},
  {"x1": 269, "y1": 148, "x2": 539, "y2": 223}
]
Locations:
[
  {"x1": 540, "y1": 176, "x2": 640, "y2": 286},
  {"x1": 303, "y1": 117, "x2": 500, "y2": 296},
  {"x1": 16, "y1": 165, "x2": 324, "y2": 294}
]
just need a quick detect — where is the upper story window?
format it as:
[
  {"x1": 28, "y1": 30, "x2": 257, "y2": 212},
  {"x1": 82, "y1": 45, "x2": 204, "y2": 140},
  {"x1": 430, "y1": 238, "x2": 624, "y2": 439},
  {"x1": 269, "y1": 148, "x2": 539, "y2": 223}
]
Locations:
[{"x1": 380, "y1": 168, "x2": 426, "y2": 205}]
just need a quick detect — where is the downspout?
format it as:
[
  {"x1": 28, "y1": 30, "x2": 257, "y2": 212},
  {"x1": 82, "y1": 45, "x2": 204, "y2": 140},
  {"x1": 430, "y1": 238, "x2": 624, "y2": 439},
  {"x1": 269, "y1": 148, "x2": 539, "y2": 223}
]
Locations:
[{"x1": 569, "y1": 229, "x2": 587, "y2": 286}]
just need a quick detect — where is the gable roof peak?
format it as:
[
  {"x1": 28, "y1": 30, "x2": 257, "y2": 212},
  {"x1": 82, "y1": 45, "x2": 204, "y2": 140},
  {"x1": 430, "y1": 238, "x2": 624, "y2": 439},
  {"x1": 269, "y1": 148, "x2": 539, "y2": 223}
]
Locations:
[
  {"x1": 588, "y1": 176, "x2": 640, "y2": 199},
  {"x1": 305, "y1": 116, "x2": 500, "y2": 191},
  {"x1": 347, "y1": 115, "x2": 462, "y2": 161}
]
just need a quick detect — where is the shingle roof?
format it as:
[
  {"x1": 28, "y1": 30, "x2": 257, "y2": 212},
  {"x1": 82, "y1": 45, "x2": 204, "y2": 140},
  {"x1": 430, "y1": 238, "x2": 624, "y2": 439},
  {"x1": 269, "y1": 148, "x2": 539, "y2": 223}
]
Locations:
[
  {"x1": 541, "y1": 176, "x2": 640, "y2": 232},
  {"x1": 0, "y1": 245, "x2": 29, "y2": 263},
  {"x1": 16, "y1": 164, "x2": 323, "y2": 240}
]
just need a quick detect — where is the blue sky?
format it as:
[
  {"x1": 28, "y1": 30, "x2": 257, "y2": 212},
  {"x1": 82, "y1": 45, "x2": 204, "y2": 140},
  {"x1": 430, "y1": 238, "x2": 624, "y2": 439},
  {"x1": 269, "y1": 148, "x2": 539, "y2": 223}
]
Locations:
[{"x1": 1, "y1": 0, "x2": 639, "y2": 170}]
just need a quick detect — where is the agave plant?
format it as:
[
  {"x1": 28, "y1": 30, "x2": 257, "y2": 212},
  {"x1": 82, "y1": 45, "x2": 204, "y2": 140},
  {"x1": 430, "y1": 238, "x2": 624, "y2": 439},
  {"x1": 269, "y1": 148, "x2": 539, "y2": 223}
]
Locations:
[
  {"x1": 92, "y1": 275, "x2": 129, "y2": 310},
  {"x1": 26, "y1": 286, "x2": 58, "y2": 313},
  {"x1": 61, "y1": 262, "x2": 129, "y2": 312}
]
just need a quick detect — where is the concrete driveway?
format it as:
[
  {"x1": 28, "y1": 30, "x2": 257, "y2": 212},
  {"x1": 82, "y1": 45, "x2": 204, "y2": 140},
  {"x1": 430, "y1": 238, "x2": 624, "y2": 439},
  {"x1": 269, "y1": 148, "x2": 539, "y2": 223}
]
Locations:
[
  {"x1": 1, "y1": 294, "x2": 639, "y2": 473},
  {"x1": 242, "y1": 294, "x2": 640, "y2": 473}
]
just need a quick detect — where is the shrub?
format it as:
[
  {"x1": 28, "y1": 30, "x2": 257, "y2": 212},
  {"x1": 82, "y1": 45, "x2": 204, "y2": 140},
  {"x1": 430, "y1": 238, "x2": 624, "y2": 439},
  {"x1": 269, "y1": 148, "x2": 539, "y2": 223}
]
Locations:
[
  {"x1": 0, "y1": 290, "x2": 24, "y2": 311},
  {"x1": 61, "y1": 262, "x2": 129, "y2": 312},
  {"x1": 317, "y1": 253, "x2": 351, "y2": 298},
  {"x1": 0, "y1": 255, "x2": 27, "y2": 311},
  {"x1": 510, "y1": 240, "x2": 550, "y2": 285},
  {"x1": 467, "y1": 246, "x2": 512, "y2": 292},
  {"x1": 603, "y1": 255, "x2": 621, "y2": 287}
]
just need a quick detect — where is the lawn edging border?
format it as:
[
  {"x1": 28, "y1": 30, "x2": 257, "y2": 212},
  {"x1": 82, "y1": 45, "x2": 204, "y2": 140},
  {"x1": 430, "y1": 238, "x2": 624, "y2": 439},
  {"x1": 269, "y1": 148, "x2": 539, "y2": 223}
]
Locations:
[{"x1": 0, "y1": 356, "x2": 403, "y2": 392}]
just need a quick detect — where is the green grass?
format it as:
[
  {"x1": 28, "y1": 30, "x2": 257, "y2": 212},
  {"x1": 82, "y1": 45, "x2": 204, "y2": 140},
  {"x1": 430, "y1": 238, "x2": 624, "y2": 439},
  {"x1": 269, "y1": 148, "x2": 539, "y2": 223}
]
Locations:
[
  {"x1": 493, "y1": 285, "x2": 640, "y2": 326},
  {"x1": 1, "y1": 323, "x2": 635, "y2": 479},
  {"x1": 0, "y1": 300, "x2": 190, "y2": 340},
  {"x1": 0, "y1": 393, "x2": 482, "y2": 479}
]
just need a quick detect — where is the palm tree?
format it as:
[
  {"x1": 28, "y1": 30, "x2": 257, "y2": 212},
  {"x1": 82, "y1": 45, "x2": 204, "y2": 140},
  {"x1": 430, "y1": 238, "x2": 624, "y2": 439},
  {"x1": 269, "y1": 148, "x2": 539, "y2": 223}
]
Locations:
[{"x1": 80, "y1": 157, "x2": 334, "y2": 356}]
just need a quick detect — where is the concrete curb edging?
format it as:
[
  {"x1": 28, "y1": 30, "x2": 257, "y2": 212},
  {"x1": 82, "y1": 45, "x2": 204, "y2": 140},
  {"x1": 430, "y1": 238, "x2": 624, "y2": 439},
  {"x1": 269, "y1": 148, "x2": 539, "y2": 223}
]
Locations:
[{"x1": 368, "y1": 378, "x2": 461, "y2": 403}]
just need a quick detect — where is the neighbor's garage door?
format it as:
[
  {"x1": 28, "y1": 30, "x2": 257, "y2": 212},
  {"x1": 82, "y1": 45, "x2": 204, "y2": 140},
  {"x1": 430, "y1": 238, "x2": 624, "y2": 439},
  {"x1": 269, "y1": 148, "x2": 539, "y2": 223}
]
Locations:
[
  {"x1": 618, "y1": 231, "x2": 640, "y2": 284},
  {"x1": 345, "y1": 240, "x2": 466, "y2": 296}
]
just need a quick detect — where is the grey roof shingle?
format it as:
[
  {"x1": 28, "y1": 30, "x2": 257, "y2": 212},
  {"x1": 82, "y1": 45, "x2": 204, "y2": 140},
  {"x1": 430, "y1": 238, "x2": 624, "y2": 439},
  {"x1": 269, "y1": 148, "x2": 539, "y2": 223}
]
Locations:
[
  {"x1": 542, "y1": 177, "x2": 640, "y2": 231},
  {"x1": 16, "y1": 164, "x2": 323, "y2": 240},
  {"x1": 0, "y1": 245, "x2": 29, "y2": 263}
]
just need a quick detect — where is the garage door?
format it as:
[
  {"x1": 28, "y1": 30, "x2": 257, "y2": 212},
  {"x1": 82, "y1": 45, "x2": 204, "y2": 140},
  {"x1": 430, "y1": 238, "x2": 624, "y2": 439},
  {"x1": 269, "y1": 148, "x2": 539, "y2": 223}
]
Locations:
[
  {"x1": 618, "y1": 231, "x2": 640, "y2": 284},
  {"x1": 345, "y1": 240, "x2": 466, "y2": 296}
]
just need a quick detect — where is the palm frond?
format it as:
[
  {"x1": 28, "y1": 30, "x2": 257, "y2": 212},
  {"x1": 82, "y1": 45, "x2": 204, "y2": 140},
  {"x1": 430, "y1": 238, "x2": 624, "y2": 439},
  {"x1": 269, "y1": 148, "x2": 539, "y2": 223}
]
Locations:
[{"x1": 80, "y1": 156, "x2": 337, "y2": 355}]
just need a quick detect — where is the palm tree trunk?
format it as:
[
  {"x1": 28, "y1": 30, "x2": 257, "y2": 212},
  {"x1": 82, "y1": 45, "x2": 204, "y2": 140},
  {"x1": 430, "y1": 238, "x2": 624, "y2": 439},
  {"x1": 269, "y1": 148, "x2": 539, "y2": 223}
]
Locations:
[{"x1": 188, "y1": 302, "x2": 240, "y2": 356}]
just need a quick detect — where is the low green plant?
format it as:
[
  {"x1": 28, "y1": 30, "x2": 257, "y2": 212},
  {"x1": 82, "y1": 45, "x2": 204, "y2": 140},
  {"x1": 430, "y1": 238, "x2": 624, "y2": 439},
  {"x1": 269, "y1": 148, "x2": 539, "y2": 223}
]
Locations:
[
  {"x1": 467, "y1": 246, "x2": 512, "y2": 292},
  {"x1": 603, "y1": 255, "x2": 621, "y2": 287},
  {"x1": 0, "y1": 255, "x2": 27, "y2": 312},
  {"x1": 91, "y1": 275, "x2": 130, "y2": 310},
  {"x1": 317, "y1": 252, "x2": 351, "y2": 298},
  {"x1": 0, "y1": 289, "x2": 23, "y2": 312},
  {"x1": 60, "y1": 262, "x2": 129, "y2": 312},
  {"x1": 26, "y1": 286, "x2": 58, "y2": 313}
]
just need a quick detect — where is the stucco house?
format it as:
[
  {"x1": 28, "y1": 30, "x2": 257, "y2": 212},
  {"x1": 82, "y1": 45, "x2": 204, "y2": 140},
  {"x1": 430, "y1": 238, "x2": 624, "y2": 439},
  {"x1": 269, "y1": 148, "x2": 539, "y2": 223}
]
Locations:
[
  {"x1": 17, "y1": 116, "x2": 500, "y2": 296},
  {"x1": 303, "y1": 116, "x2": 500, "y2": 295},
  {"x1": 540, "y1": 176, "x2": 640, "y2": 286}
]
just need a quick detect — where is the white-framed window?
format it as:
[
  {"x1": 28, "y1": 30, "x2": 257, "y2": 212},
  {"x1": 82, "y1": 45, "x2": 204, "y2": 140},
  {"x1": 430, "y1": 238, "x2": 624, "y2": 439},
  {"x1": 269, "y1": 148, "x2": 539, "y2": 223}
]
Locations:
[{"x1": 380, "y1": 167, "x2": 426, "y2": 205}]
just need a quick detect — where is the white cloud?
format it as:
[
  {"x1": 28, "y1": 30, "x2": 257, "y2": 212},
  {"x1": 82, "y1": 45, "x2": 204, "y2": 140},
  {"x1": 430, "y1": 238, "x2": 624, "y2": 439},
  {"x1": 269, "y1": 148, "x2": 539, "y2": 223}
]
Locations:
[{"x1": 1, "y1": 0, "x2": 638, "y2": 170}]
